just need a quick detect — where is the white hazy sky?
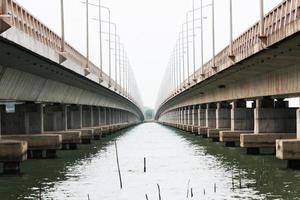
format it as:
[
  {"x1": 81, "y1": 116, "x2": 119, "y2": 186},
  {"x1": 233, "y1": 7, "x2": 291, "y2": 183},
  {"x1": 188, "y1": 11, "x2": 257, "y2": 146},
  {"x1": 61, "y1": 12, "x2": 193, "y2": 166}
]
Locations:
[{"x1": 15, "y1": 0, "x2": 283, "y2": 108}]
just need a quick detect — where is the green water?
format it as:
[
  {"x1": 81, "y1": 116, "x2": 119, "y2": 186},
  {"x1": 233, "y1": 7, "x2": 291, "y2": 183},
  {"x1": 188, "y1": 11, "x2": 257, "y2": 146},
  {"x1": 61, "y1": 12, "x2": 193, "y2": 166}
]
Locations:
[{"x1": 0, "y1": 123, "x2": 299, "y2": 200}]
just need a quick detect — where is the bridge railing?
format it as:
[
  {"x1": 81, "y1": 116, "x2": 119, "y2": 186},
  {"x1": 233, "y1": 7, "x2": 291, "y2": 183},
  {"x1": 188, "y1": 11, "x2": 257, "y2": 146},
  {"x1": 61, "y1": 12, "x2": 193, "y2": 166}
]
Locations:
[
  {"x1": 173, "y1": 0, "x2": 299, "y2": 104},
  {"x1": 0, "y1": 0, "x2": 131, "y2": 103}
]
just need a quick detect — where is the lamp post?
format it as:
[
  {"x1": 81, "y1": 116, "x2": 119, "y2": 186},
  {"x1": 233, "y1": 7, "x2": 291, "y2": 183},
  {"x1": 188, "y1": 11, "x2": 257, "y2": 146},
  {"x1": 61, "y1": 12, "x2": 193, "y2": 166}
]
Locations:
[
  {"x1": 229, "y1": 0, "x2": 234, "y2": 58},
  {"x1": 211, "y1": 0, "x2": 216, "y2": 69},
  {"x1": 81, "y1": 2, "x2": 111, "y2": 82},
  {"x1": 259, "y1": 0, "x2": 265, "y2": 37},
  {"x1": 85, "y1": 0, "x2": 90, "y2": 76},
  {"x1": 191, "y1": 0, "x2": 196, "y2": 82},
  {"x1": 200, "y1": 0, "x2": 204, "y2": 77},
  {"x1": 98, "y1": 0, "x2": 103, "y2": 81},
  {"x1": 60, "y1": 0, "x2": 65, "y2": 52},
  {"x1": 179, "y1": 31, "x2": 185, "y2": 88}
]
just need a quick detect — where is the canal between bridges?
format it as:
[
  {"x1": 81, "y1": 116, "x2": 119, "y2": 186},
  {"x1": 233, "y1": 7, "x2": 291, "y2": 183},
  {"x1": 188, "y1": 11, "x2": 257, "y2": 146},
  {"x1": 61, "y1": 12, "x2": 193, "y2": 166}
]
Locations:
[{"x1": 0, "y1": 123, "x2": 299, "y2": 200}]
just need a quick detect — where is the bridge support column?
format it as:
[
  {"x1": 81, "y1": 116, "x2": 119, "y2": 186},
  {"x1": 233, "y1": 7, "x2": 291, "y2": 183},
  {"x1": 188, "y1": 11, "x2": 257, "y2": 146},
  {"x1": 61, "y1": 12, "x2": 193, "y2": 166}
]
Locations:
[
  {"x1": 191, "y1": 106, "x2": 198, "y2": 133},
  {"x1": 186, "y1": 106, "x2": 191, "y2": 132},
  {"x1": 241, "y1": 97, "x2": 296, "y2": 155},
  {"x1": 220, "y1": 100, "x2": 254, "y2": 147},
  {"x1": 82, "y1": 106, "x2": 92, "y2": 128},
  {"x1": 44, "y1": 104, "x2": 67, "y2": 132},
  {"x1": 276, "y1": 98, "x2": 300, "y2": 169},
  {"x1": 200, "y1": 103, "x2": 216, "y2": 138},
  {"x1": 1, "y1": 103, "x2": 44, "y2": 135},
  {"x1": 197, "y1": 105, "x2": 207, "y2": 136},
  {"x1": 208, "y1": 102, "x2": 231, "y2": 142},
  {"x1": 68, "y1": 105, "x2": 82, "y2": 130}
]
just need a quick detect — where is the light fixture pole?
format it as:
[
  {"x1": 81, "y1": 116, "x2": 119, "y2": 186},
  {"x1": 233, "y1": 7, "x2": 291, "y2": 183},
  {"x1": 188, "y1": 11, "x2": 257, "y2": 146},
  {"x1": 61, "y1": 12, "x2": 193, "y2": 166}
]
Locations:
[
  {"x1": 98, "y1": 0, "x2": 103, "y2": 80},
  {"x1": 60, "y1": 0, "x2": 65, "y2": 52},
  {"x1": 200, "y1": 0, "x2": 204, "y2": 77},
  {"x1": 85, "y1": 0, "x2": 90, "y2": 75},
  {"x1": 259, "y1": 0, "x2": 265, "y2": 37},
  {"x1": 211, "y1": 0, "x2": 216, "y2": 68},
  {"x1": 192, "y1": 0, "x2": 196, "y2": 81},
  {"x1": 229, "y1": 0, "x2": 234, "y2": 58}
]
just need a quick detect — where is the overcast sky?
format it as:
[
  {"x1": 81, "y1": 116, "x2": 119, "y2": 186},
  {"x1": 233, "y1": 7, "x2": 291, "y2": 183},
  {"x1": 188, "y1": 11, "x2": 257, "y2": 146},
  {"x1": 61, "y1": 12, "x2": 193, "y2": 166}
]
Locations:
[{"x1": 16, "y1": 0, "x2": 283, "y2": 108}]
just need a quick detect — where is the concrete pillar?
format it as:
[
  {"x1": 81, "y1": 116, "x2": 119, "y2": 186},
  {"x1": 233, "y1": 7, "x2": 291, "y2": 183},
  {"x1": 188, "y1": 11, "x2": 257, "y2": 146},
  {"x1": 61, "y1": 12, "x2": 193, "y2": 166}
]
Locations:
[
  {"x1": 68, "y1": 105, "x2": 82, "y2": 129},
  {"x1": 254, "y1": 98, "x2": 296, "y2": 134},
  {"x1": 44, "y1": 104, "x2": 67, "y2": 132},
  {"x1": 216, "y1": 102, "x2": 231, "y2": 129},
  {"x1": 1, "y1": 103, "x2": 44, "y2": 135},
  {"x1": 198, "y1": 104, "x2": 206, "y2": 127},
  {"x1": 231, "y1": 100, "x2": 254, "y2": 131},
  {"x1": 206, "y1": 103, "x2": 217, "y2": 128},
  {"x1": 187, "y1": 107, "x2": 190, "y2": 126},
  {"x1": 82, "y1": 106, "x2": 92, "y2": 128}
]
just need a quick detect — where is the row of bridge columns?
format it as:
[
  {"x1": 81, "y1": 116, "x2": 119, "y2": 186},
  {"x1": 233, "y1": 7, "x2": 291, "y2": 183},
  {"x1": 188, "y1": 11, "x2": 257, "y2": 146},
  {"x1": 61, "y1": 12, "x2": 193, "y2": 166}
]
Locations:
[
  {"x1": 0, "y1": 103, "x2": 133, "y2": 135},
  {"x1": 159, "y1": 97, "x2": 300, "y2": 169},
  {"x1": 0, "y1": 102, "x2": 139, "y2": 174}
]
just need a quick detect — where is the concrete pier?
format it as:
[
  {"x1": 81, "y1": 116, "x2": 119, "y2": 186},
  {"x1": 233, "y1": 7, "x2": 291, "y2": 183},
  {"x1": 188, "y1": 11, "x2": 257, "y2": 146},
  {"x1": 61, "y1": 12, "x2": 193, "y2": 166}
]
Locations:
[
  {"x1": 220, "y1": 100, "x2": 254, "y2": 147},
  {"x1": 0, "y1": 140, "x2": 27, "y2": 174},
  {"x1": 241, "y1": 98, "x2": 296, "y2": 154},
  {"x1": 199, "y1": 104, "x2": 216, "y2": 138},
  {"x1": 2, "y1": 134, "x2": 62, "y2": 158},
  {"x1": 207, "y1": 102, "x2": 231, "y2": 142},
  {"x1": 276, "y1": 139, "x2": 300, "y2": 169}
]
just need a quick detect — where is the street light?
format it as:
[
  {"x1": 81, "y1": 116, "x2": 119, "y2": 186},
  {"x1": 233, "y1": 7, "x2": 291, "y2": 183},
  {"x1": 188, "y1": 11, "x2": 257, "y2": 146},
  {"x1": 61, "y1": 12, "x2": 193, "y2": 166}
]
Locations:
[
  {"x1": 229, "y1": 0, "x2": 235, "y2": 59},
  {"x1": 60, "y1": 0, "x2": 65, "y2": 53},
  {"x1": 85, "y1": 0, "x2": 90, "y2": 76},
  {"x1": 83, "y1": 2, "x2": 112, "y2": 87},
  {"x1": 98, "y1": 0, "x2": 103, "y2": 82}
]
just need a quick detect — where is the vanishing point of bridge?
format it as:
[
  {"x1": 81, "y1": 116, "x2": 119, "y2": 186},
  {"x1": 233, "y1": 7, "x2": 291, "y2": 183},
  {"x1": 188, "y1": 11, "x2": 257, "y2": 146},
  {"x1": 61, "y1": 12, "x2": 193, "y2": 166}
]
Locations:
[{"x1": 0, "y1": 0, "x2": 300, "y2": 175}]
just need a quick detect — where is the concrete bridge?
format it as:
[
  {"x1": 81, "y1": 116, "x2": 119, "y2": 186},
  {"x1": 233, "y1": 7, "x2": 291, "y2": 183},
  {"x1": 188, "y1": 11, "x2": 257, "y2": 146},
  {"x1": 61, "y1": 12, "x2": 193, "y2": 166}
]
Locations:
[
  {"x1": 0, "y1": 0, "x2": 144, "y2": 173},
  {"x1": 156, "y1": 0, "x2": 300, "y2": 169}
]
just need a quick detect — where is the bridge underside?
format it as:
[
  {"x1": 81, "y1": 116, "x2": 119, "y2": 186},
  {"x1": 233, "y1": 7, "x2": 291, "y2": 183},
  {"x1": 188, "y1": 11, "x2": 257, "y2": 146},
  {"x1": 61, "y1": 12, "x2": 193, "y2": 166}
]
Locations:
[
  {"x1": 0, "y1": 37, "x2": 142, "y2": 118},
  {"x1": 160, "y1": 33, "x2": 300, "y2": 114},
  {"x1": 157, "y1": 32, "x2": 300, "y2": 169}
]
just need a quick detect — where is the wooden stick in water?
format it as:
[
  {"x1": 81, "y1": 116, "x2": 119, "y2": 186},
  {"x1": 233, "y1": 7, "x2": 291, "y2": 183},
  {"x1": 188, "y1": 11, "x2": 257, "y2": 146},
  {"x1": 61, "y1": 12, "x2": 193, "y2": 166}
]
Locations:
[
  {"x1": 186, "y1": 179, "x2": 190, "y2": 198},
  {"x1": 114, "y1": 140, "x2": 123, "y2": 189},
  {"x1": 157, "y1": 184, "x2": 162, "y2": 200},
  {"x1": 144, "y1": 157, "x2": 147, "y2": 173}
]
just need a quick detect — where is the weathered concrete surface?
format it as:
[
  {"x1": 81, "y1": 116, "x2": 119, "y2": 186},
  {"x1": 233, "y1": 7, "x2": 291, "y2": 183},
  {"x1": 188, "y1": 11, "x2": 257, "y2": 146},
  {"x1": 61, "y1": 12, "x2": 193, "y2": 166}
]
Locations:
[
  {"x1": 219, "y1": 130, "x2": 254, "y2": 147},
  {"x1": 0, "y1": 140, "x2": 27, "y2": 162},
  {"x1": 207, "y1": 128, "x2": 230, "y2": 141},
  {"x1": 254, "y1": 108, "x2": 296, "y2": 134},
  {"x1": 198, "y1": 127, "x2": 209, "y2": 138},
  {"x1": 216, "y1": 102, "x2": 231, "y2": 129},
  {"x1": 240, "y1": 133, "x2": 296, "y2": 148},
  {"x1": 231, "y1": 101, "x2": 254, "y2": 131},
  {"x1": 220, "y1": 130, "x2": 253, "y2": 142},
  {"x1": 91, "y1": 127, "x2": 102, "y2": 140},
  {"x1": 45, "y1": 131, "x2": 81, "y2": 145},
  {"x1": 74, "y1": 129, "x2": 93, "y2": 144},
  {"x1": 0, "y1": 139, "x2": 28, "y2": 173},
  {"x1": 276, "y1": 139, "x2": 300, "y2": 160},
  {"x1": 1, "y1": 134, "x2": 62, "y2": 150}
]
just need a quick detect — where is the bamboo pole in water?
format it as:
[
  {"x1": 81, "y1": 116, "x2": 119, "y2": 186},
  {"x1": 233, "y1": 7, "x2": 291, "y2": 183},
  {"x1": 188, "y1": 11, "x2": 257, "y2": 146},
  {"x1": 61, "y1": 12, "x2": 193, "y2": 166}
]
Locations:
[
  {"x1": 114, "y1": 141, "x2": 123, "y2": 189},
  {"x1": 144, "y1": 157, "x2": 146, "y2": 173},
  {"x1": 157, "y1": 184, "x2": 161, "y2": 200}
]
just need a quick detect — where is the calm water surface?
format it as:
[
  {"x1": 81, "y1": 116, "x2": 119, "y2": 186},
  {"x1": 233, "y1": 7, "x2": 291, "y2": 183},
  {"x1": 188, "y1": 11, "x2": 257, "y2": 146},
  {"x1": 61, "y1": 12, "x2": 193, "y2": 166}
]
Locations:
[{"x1": 0, "y1": 123, "x2": 299, "y2": 200}]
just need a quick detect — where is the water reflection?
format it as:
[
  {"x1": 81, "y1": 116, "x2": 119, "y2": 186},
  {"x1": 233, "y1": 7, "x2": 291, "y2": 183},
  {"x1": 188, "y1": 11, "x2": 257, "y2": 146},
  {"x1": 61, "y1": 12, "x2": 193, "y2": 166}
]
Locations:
[{"x1": 0, "y1": 123, "x2": 299, "y2": 200}]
